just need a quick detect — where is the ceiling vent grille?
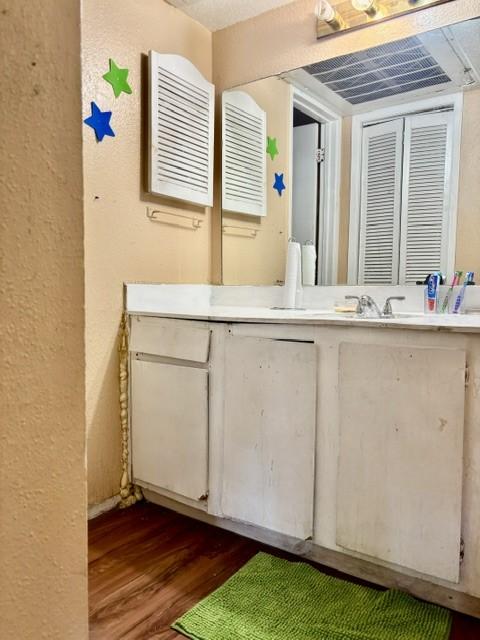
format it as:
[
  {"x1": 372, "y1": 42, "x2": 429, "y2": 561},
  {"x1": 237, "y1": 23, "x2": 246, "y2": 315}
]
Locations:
[{"x1": 304, "y1": 36, "x2": 451, "y2": 105}]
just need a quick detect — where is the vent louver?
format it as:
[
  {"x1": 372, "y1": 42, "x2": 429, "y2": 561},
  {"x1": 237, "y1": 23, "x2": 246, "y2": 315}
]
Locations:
[
  {"x1": 304, "y1": 37, "x2": 451, "y2": 105},
  {"x1": 358, "y1": 120, "x2": 404, "y2": 285},
  {"x1": 399, "y1": 112, "x2": 452, "y2": 284},
  {"x1": 149, "y1": 52, "x2": 214, "y2": 207},
  {"x1": 222, "y1": 91, "x2": 267, "y2": 217}
]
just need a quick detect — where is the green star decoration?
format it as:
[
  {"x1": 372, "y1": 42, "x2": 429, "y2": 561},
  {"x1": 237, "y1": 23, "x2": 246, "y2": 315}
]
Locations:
[
  {"x1": 266, "y1": 136, "x2": 279, "y2": 161},
  {"x1": 103, "y1": 59, "x2": 132, "y2": 98}
]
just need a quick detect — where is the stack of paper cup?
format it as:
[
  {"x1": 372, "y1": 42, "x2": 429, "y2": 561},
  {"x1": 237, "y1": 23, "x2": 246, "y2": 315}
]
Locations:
[
  {"x1": 302, "y1": 242, "x2": 316, "y2": 286},
  {"x1": 283, "y1": 240, "x2": 302, "y2": 308}
]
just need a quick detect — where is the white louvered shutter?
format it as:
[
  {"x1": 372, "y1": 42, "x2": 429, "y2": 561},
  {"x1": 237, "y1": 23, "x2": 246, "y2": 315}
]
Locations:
[
  {"x1": 399, "y1": 112, "x2": 453, "y2": 284},
  {"x1": 149, "y1": 52, "x2": 214, "y2": 207},
  {"x1": 358, "y1": 120, "x2": 404, "y2": 285},
  {"x1": 222, "y1": 91, "x2": 267, "y2": 217}
]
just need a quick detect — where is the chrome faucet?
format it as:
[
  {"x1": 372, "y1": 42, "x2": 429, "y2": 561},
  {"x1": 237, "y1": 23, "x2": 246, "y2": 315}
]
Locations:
[
  {"x1": 346, "y1": 295, "x2": 405, "y2": 318},
  {"x1": 382, "y1": 296, "x2": 406, "y2": 318}
]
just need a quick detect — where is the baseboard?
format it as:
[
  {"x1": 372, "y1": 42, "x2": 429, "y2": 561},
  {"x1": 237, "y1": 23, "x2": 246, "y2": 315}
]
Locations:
[{"x1": 88, "y1": 494, "x2": 121, "y2": 520}]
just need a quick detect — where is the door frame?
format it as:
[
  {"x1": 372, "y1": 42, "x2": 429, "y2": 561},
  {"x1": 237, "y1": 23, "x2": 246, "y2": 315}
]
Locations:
[
  {"x1": 291, "y1": 87, "x2": 342, "y2": 285},
  {"x1": 348, "y1": 92, "x2": 464, "y2": 285}
]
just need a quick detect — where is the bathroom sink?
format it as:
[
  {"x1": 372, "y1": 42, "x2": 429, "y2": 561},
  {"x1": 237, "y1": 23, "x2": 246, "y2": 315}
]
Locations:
[
  {"x1": 299, "y1": 311, "x2": 425, "y2": 321},
  {"x1": 344, "y1": 312, "x2": 425, "y2": 320}
]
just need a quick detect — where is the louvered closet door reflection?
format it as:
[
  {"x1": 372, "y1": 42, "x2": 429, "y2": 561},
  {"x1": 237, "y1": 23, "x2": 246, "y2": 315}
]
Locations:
[
  {"x1": 358, "y1": 120, "x2": 404, "y2": 285},
  {"x1": 399, "y1": 112, "x2": 453, "y2": 284}
]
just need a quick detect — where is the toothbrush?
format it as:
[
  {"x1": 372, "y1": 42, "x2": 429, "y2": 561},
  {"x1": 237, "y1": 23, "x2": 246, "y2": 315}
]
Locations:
[
  {"x1": 453, "y1": 272, "x2": 474, "y2": 314},
  {"x1": 441, "y1": 271, "x2": 462, "y2": 313}
]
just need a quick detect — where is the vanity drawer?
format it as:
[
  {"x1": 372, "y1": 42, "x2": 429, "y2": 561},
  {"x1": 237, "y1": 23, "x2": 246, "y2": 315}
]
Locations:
[{"x1": 130, "y1": 316, "x2": 211, "y2": 363}]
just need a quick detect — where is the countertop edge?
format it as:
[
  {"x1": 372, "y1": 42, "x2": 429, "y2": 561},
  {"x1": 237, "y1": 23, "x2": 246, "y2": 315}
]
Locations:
[{"x1": 126, "y1": 309, "x2": 480, "y2": 334}]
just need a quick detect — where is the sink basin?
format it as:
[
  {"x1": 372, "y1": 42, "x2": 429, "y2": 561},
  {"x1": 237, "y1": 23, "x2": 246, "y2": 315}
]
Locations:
[
  {"x1": 300, "y1": 311, "x2": 425, "y2": 320},
  {"x1": 350, "y1": 312, "x2": 425, "y2": 320}
]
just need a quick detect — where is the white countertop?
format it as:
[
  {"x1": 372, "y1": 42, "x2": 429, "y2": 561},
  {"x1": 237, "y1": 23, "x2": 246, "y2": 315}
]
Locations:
[{"x1": 125, "y1": 284, "x2": 480, "y2": 333}]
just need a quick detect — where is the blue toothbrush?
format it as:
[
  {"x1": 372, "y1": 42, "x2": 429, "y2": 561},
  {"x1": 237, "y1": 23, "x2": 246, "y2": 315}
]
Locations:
[{"x1": 453, "y1": 272, "x2": 474, "y2": 314}]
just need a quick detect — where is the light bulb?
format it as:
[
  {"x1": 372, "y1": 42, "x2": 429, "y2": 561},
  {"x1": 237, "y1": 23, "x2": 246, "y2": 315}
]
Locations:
[
  {"x1": 351, "y1": 0, "x2": 379, "y2": 18},
  {"x1": 316, "y1": 0, "x2": 346, "y2": 31},
  {"x1": 317, "y1": 0, "x2": 335, "y2": 21}
]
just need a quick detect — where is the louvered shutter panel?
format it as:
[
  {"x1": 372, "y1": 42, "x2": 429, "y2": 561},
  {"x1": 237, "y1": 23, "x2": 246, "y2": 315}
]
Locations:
[
  {"x1": 399, "y1": 112, "x2": 453, "y2": 284},
  {"x1": 222, "y1": 91, "x2": 267, "y2": 217},
  {"x1": 358, "y1": 120, "x2": 404, "y2": 285},
  {"x1": 149, "y1": 52, "x2": 214, "y2": 207}
]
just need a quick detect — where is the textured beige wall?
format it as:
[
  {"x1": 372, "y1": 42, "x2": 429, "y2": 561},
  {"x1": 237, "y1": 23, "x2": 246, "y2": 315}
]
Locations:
[
  {"x1": 0, "y1": 1, "x2": 88, "y2": 638},
  {"x1": 82, "y1": 0, "x2": 213, "y2": 506},
  {"x1": 222, "y1": 77, "x2": 292, "y2": 285},
  {"x1": 456, "y1": 87, "x2": 480, "y2": 278}
]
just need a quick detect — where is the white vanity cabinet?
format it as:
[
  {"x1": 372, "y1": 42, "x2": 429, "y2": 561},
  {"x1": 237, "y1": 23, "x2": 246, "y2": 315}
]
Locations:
[
  {"x1": 336, "y1": 342, "x2": 466, "y2": 583},
  {"x1": 221, "y1": 333, "x2": 317, "y2": 539},
  {"x1": 127, "y1": 304, "x2": 480, "y2": 617},
  {"x1": 129, "y1": 316, "x2": 211, "y2": 504}
]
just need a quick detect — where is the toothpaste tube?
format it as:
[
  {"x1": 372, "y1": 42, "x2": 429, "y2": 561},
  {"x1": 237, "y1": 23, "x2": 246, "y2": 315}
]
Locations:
[{"x1": 426, "y1": 273, "x2": 440, "y2": 313}]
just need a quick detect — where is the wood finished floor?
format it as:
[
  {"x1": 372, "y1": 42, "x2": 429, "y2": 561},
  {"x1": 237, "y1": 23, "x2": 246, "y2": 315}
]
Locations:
[{"x1": 89, "y1": 501, "x2": 480, "y2": 640}]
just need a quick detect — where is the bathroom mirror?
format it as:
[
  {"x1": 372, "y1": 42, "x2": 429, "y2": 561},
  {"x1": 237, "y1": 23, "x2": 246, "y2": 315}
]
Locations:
[{"x1": 221, "y1": 16, "x2": 480, "y2": 286}]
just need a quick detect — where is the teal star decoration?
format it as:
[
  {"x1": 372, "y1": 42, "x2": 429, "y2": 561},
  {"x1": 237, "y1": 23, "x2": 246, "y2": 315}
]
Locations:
[
  {"x1": 266, "y1": 136, "x2": 279, "y2": 161},
  {"x1": 103, "y1": 58, "x2": 132, "y2": 98},
  {"x1": 84, "y1": 102, "x2": 115, "y2": 141},
  {"x1": 273, "y1": 173, "x2": 286, "y2": 196}
]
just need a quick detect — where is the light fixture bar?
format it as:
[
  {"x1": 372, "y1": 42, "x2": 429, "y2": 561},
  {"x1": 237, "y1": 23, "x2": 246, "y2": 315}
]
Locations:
[{"x1": 317, "y1": 0, "x2": 455, "y2": 40}]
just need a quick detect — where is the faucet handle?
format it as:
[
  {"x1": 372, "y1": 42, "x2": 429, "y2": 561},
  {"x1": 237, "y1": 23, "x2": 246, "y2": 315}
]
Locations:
[
  {"x1": 345, "y1": 295, "x2": 362, "y2": 314},
  {"x1": 382, "y1": 296, "x2": 406, "y2": 317}
]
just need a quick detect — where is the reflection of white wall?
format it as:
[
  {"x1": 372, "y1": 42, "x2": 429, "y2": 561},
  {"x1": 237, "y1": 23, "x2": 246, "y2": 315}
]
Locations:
[{"x1": 292, "y1": 123, "x2": 319, "y2": 246}]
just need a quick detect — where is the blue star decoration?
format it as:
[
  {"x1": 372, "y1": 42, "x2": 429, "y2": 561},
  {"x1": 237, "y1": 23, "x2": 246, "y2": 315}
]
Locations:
[
  {"x1": 83, "y1": 101, "x2": 115, "y2": 142},
  {"x1": 273, "y1": 173, "x2": 286, "y2": 196}
]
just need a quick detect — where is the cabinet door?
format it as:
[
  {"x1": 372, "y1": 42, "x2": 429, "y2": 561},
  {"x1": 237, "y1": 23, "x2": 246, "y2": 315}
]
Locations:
[
  {"x1": 221, "y1": 336, "x2": 317, "y2": 539},
  {"x1": 337, "y1": 342, "x2": 466, "y2": 582},
  {"x1": 131, "y1": 358, "x2": 208, "y2": 502}
]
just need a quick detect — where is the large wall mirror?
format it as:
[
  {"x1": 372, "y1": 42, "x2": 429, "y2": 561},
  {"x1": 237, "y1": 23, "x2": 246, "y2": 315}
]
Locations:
[{"x1": 221, "y1": 17, "x2": 480, "y2": 286}]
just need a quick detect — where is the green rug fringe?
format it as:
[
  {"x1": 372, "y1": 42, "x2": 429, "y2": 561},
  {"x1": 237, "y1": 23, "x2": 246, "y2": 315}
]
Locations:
[{"x1": 172, "y1": 552, "x2": 451, "y2": 640}]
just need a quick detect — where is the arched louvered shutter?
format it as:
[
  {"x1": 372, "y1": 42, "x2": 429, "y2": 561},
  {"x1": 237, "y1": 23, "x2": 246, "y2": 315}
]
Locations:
[
  {"x1": 399, "y1": 112, "x2": 453, "y2": 284},
  {"x1": 222, "y1": 91, "x2": 267, "y2": 217},
  {"x1": 149, "y1": 52, "x2": 214, "y2": 207},
  {"x1": 358, "y1": 120, "x2": 404, "y2": 285}
]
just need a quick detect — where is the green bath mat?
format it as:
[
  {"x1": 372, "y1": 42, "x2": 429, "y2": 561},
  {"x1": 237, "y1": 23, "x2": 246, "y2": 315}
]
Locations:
[{"x1": 172, "y1": 552, "x2": 451, "y2": 640}]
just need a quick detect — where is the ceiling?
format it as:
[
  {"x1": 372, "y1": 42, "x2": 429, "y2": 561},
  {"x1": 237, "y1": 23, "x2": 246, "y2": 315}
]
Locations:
[{"x1": 165, "y1": 0, "x2": 297, "y2": 31}]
